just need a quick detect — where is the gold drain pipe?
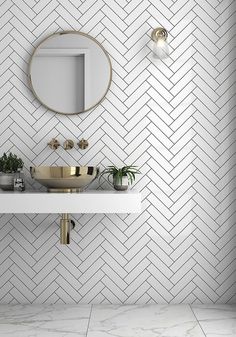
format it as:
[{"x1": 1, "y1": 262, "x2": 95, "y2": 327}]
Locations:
[{"x1": 60, "y1": 213, "x2": 75, "y2": 244}]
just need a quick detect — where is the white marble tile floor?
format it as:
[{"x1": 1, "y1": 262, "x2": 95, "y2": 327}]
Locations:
[{"x1": 0, "y1": 304, "x2": 235, "y2": 337}]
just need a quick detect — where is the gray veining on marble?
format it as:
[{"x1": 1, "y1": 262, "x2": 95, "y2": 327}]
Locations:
[
  {"x1": 0, "y1": 304, "x2": 91, "y2": 337},
  {"x1": 87, "y1": 304, "x2": 205, "y2": 337},
  {"x1": 0, "y1": 304, "x2": 235, "y2": 337},
  {"x1": 192, "y1": 305, "x2": 236, "y2": 337}
]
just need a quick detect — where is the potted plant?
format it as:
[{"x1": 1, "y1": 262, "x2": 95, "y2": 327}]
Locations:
[
  {"x1": 0, "y1": 153, "x2": 24, "y2": 190},
  {"x1": 100, "y1": 165, "x2": 140, "y2": 191}
]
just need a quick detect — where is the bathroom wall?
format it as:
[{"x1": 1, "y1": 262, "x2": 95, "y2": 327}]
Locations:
[{"x1": 0, "y1": 0, "x2": 235, "y2": 304}]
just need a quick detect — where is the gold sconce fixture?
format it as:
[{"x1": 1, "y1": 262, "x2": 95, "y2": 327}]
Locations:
[{"x1": 151, "y1": 27, "x2": 169, "y2": 59}]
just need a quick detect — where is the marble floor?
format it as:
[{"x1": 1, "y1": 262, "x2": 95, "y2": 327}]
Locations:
[{"x1": 0, "y1": 304, "x2": 235, "y2": 336}]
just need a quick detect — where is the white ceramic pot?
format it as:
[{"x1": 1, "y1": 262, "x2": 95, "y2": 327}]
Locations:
[
  {"x1": 0, "y1": 173, "x2": 15, "y2": 190},
  {"x1": 113, "y1": 175, "x2": 129, "y2": 191}
]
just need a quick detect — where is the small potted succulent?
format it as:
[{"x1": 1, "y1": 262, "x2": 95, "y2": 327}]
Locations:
[
  {"x1": 0, "y1": 153, "x2": 24, "y2": 190},
  {"x1": 100, "y1": 165, "x2": 140, "y2": 191}
]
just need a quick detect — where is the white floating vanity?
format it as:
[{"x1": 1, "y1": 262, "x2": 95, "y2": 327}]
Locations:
[{"x1": 0, "y1": 190, "x2": 141, "y2": 214}]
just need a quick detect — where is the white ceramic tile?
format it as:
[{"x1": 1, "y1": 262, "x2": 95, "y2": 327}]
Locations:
[{"x1": 0, "y1": 0, "x2": 235, "y2": 304}]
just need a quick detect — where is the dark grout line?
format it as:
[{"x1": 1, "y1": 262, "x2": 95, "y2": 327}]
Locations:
[
  {"x1": 86, "y1": 304, "x2": 93, "y2": 337},
  {"x1": 189, "y1": 304, "x2": 207, "y2": 337}
]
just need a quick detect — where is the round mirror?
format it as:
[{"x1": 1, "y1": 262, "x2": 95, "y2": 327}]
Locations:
[{"x1": 29, "y1": 31, "x2": 112, "y2": 115}]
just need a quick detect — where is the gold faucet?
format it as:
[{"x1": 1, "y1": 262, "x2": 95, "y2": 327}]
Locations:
[
  {"x1": 78, "y1": 138, "x2": 89, "y2": 150},
  {"x1": 63, "y1": 139, "x2": 74, "y2": 150},
  {"x1": 48, "y1": 138, "x2": 60, "y2": 150},
  {"x1": 48, "y1": 138, "x2": 89, "y2": 150}
]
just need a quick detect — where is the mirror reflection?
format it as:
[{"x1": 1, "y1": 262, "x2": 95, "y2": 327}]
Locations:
[{"x1": 29, "y1": 32, "x2": 112, "y2": 115}]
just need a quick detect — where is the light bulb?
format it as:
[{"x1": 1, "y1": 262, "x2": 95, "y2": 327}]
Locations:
[{"x1": 153, "y1": 39, "x2": 169, "y2": 59}]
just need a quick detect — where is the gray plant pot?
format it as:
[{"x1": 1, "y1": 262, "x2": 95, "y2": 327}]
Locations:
[
  {"x1": 0, "y1": 173, "x2": 15, "y2": 191},
  {"x1": 113, "y1": 175, "x2": 129, "y2": 191}
]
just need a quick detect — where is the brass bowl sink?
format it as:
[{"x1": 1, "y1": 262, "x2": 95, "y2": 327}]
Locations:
[{"x1": 30, "y1": 166, "x2": 99, "y2": 192}]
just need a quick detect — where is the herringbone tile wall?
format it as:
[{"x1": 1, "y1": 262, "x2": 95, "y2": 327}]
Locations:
[{"x1": 0, "y1": 0, "x2": 235, "y2": 304}]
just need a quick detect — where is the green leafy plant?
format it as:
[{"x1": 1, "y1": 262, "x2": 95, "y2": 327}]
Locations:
[
  {"x1": 100, "y1": 165, "x2": 141, "y2": 185},
  {"x1": 0, "y1": 153, "x2": 24, "y2": 173}
]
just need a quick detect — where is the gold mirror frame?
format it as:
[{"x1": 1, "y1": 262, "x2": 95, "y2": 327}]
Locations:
[{"x1": 29, "y1": 31, "x2": 112, "y2": 115}]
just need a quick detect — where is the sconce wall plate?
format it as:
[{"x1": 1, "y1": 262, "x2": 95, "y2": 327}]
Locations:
[{"x1": 151, "y1": 28, "x2": 168, "y2": 42}]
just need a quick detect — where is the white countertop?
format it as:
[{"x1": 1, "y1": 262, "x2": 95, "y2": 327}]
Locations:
[{"x1": 0, "y1": 190, "x2": 141, "y2": 213}]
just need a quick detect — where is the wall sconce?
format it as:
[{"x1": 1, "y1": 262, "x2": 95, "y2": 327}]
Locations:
[{"x1": 151, "y1": 27, "x2": 169, "y2": 59}]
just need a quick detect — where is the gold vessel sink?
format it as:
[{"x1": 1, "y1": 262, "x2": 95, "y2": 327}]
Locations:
[{"x1": 30, "y1": 166, "x2": 99, "y2": 192}]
